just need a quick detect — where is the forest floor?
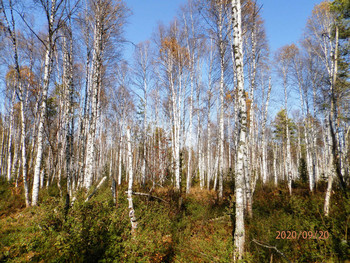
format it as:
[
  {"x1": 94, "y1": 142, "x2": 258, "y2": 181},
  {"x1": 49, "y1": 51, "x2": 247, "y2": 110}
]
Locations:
[{"x1": 0, "y1": 178, "x2": 349, "y2": 262}]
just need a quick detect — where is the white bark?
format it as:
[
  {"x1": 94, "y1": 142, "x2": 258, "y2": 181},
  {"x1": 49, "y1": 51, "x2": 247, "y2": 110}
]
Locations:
[
  {"x1": 40, "y1": 169, "x2": 45, "y2": 189},
  {"x1": 118, "y1": 130, "x2": 123, "y2": 185},
  {"x1": 246, "y1": 8, "x2": 257, "y2": 209},
  {"x1": 133, "y1": 42, "x2": 150, "y2": 186},
  {"x1": 218, "y1": 2, "x2": 225, "y2": 201},
  {"x1": 6, "y1": 88, "x2": 16, "y2": 181},
  {"x1": 10, "y1": 131, "x2": 18, "y2": 182},
  {"x1": 142, "y1": 92, "x2": 147, "y2": 186},
  {"x1": 207, "y1": 120, "x2": 211, "y2": 190},
  {"x1": 286, "y1": 119, "x2": 292, "y2": 195},
  {"x1": 85, "y1": 8, "x2": 104, "y2": 189},
  {"x1": 261, "y1": 78, "x2": 272, "y2": 184},
  {"x1": 324, "y1": 119, "x2": 333, "y2": 216},
  {"x1": 307, "y1": 9, "x2": 346, "y2": 197},
  {"x1": 32, "y1": 41, "x2": 53, "y2": 206},
  {"x1": 282, "y1": 67, "x2": 293, "y2": 195},
  {"x1": 186, "y1": 65, "x2": 194, "y2": 193},
  {"x1": 167, "y1": 41, "x2": 182, "y2": 190},
  {"x1": 293, "y1": 54, "x2": 314, "y2": 191},
  {"x1": 32, "y1": 0, "x2": 58, "y2": 206},
  {"x1": 244, "y1": 143, "x2": 252, "y2": 218},
  {"x1": 62, "y1": 26, "x2": 74, "y2": 197},
  {"x1": 127, "y1": 126, "x2": 137, "y2": 232},
  {"x1": 231, "y1": 0, "x2": 246, "y2": 259},
  {"x1": 0, "y1": 123, "x2": 5, "y2": 177},
  {"x1": 273, "y1": 143, "x2": 278, "y2": 186},
  {"x1": 182, "y1": 11, "x2": 196, "y2": 193},
  {"x1": 186, "y1": 75, "x2": 194, "y2": 193},
  {"x1": 328, "y1": 26, "x2": 346, "y2": 193},
  {"x1": 85, "y1": 176, "x2": 107, "y2": 202},
  {"x1": 206, "y1": 39, "x2": 214, "y2": 190}
]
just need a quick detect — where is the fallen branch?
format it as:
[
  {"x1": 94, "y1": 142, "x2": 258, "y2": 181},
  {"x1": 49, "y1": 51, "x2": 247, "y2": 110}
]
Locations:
[
  {"x1": 125, "y1": 191, "x2": 169, "y2": 203},
  {"x1": 252, "y1": 239, "x2": 292, "y2": 263},
  {"x1": 85, "y1": 177, "x2": 107, "y2": 202},
  {"x1": 209, "y1": 215, "x2": 230, "y2": 222}
]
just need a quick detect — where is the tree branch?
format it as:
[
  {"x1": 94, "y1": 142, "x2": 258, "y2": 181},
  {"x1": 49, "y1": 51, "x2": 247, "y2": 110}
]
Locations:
[
  {"x1": 125, "y1": 191, "x2": 169, "y2": 203},
  {"x1": 208, "y1": 215, "x2": 230, "y2": 222},
  {"x1": 252, "y1": 239, "x2": 292, "y2": 263},
  {"x1": 85, "y1": 176, "x2": 107, "y2": 202}
]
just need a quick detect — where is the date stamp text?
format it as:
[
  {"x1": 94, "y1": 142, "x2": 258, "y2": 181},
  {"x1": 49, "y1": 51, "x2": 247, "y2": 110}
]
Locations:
[{"x1": 276, "y1": 231, "x2": 329, "y2": 240}]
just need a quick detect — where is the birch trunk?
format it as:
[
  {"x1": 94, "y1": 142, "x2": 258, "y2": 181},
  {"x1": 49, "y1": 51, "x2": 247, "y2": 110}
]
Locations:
[
  {"x1": 197, "y1": 72, "x2": 204, "y2": 189},
  {"x1": 77, "y1": 42, "x2": 91, "y2": 189},
  {"x1": 63, "y1": 26, "x2": 74, "y2": 197},
  {"x1": 286, "y1": 119, "x2": 292, "y2": 195},
  {"x1": 85, "y1": 10, "x2": 104, "y2": 189},
  {"x1": 273, "y1": 143, "x2": 278, "y2": 186},
  {"x1": 186, "y1": 64, "x2": 194, "y2": 194},
  {"x1": 282, "y1": 71, "x2": 292, "y2": 195},
  {"x1": 135, "y1": 43, "x2": 150, "y2": 187},
  {"x1": 118, "y1": 123, "x2": 123, "y2": 185},
  {"x1": 169, "y1": 58, "x2": 181, "y2": 190},
  {"x1": 261, "y1": 78, "x2": 272, "y2": 184},
  {"x1": 6, "y1": 88, "x2": 16, "y2": 181},
  {"x1": 218, "y1": 6, "x2": 225, "y2": 200},
  {"x1": 244, "y1": 143, "x2": 252, "y2": 218},
  {"x1": 207, "y1": 120, "x2": 211, "y2": 190},
  {"x1": 32, "y1": 41, "x2": 53, "y2": 206},
  {"x1": 231, "y1": 0, "x2": 246, "y2": 259},
  {"x1": 206, "y1": 39, "x2": 214, "y2": 190},
  {"x1": 31, "y1": 0, "x2": 58, "y2": 205},
  {"x1": 328, "y1": 26, "x2": 346, "y2": 195},
  {"x1": 142, "y1": 91, "x2": 147, "y2": 186},
  {"x1": 294, "y1": 60, "x2": 314, "y2": 191},
  {"x1": 247, "y1": 8, "x2": 257, "y2": 203},
  {"x1": 0, "y1": 123, "x2": 4, "y2": 178},
  {"x1": 183, "y1": 13, "x2": 195, "y2": 193},
  {"x1": 111, "y1": 177, "x2": 116, "y2": 205},
  {"x1": 127, "y1": 126, "x2": 137, "y2": 232},
  {"x1": 324, "y1": 119, "x2": 334, "y2": 216}
]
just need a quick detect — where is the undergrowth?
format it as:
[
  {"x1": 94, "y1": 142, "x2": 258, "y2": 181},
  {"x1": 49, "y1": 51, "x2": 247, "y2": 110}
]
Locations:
[{"x1": 0, "y1": 177, "x2": 349, "y2": 262}]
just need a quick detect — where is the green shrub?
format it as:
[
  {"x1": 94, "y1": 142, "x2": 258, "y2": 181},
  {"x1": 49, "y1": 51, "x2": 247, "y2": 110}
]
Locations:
[{"x1": 0, "y1": 179, "x2": 348, "y2": 262}]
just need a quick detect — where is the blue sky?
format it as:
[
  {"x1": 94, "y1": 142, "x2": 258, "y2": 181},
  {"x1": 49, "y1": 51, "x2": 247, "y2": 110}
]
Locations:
[
  {"x1": 124, "y1": 0, "x2": 323, "y2": 57},
  {"x1": 258, "y1": 0, "x2": 323, "y2": 113},
  {"x1": 259, "y1": 0, "x2": 323, "y2": 53},
  {"x1": 123, "y1": 0, "x2": 324, "y2": 115},
  {"x1": 0, "y1": 0, "x2": 325, "y2": 115},
  {"x1": 124, "y1": 0, "x2": 187, "y2": 46}
]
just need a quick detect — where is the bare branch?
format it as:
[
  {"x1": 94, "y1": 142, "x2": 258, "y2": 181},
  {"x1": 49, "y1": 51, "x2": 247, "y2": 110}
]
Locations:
[
  {"x1": 252, "y1": 239, "x2": 292, "y2": 263},
  {"x1": 124, "y1": 191, "x2": 169, "y2": 203},
  {"x1": 85, "y1": 176, "x2": 107, "y2": 202}
]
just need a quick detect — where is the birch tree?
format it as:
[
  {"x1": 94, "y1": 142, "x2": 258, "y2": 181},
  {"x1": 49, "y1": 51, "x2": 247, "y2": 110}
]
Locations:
[
  {"x1": 206, "y1": 38, "x2": 215, "y2": 190},
  {"x1": 84, "y1": 0, "x2": 128, "y2": 189},
  {"x1": 231, "y1": 0, "x2": 247, "y2": 259},
  {"x1": 183, "y1": 5, "x2": 195, "y2": 194},
  {"x1": 182, "y1": 0, "x2": 204, "y2": 192},
  {"x1": 132, "y1": 41, "x2": 153, "y2": 186},
  {"x1": 304, "y1": 2, "x2": 348, "y2": 213},
  {"x1": 275, "y1": 45, "x2": 295, "y2": 195},
  {"x1": 32, "y1": 0, "x2": 65, "y2": 206},
  {"x1": 126, "y1": 125, "x2": 137, "y2": 232},
  {"x1": 158, "y1": 22, "x2": 189, "y2": 190},
  {"x1": 62, "y1": 22, "x2": 75, "y2": 197},
  {"x1": 198, "y1": 0, "x2": 231, "y2": 200},
  {"x1": 288, "y1": 44, "x2": 315, "y2": 191},
  {"x1": 261, "y1": 77, "x2": 271, "y2": 184}
]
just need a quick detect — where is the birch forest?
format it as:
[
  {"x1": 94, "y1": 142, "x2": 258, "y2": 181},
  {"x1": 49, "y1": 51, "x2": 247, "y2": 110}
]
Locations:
[{"x1": 0, "y1": 0, "x2": 349, "y2": 262}]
